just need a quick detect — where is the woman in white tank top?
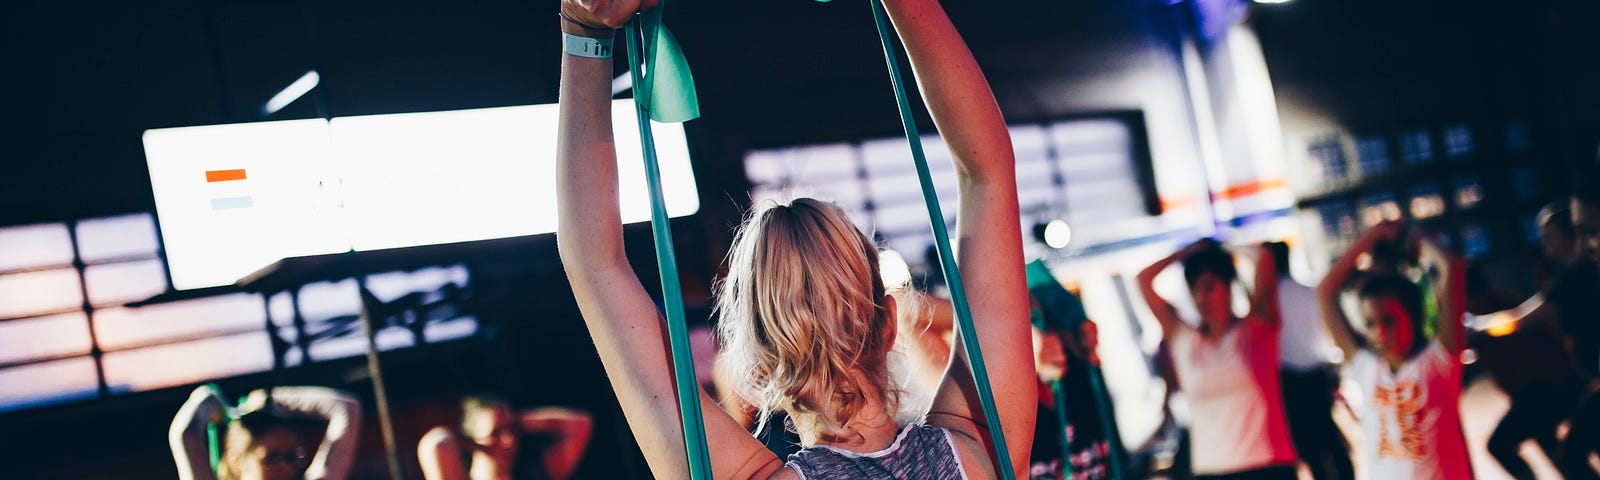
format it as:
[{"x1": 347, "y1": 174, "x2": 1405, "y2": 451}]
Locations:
[
  {"x1": 1317, "y1": 222, "x2": 1472, "y2": 480},
  {"x1": 1137, "y1": 240, "x2": 1299, "y2": 480}
]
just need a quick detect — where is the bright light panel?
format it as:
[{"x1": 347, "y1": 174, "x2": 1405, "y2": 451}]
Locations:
[{"x1": 144, "y1": 100, "x2": 699, "y2": 290}]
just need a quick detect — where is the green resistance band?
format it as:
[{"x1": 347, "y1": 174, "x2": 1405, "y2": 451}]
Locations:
[
  {"x1": 1036, "y1": 307, "x2": 1075, "y2": 479},
  {"x1": 1027, "y1": 260, "x2": 1126, "y2": 479},
  {"x1": 865, "y1": 1, "x2": 1015, "y2": 477},
  {"x1": 1049, "y1": 381, "x2": 1074, "y2": 480},
  {"x1": 203, "y1": 383, "x2": 227, "y2": 473},
  {"x1": 622, "y1": 2, "x2": 711, "y2": 478}
]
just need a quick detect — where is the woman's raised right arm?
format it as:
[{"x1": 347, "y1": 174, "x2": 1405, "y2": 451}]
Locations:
[
  {"x1": 169, "y1": 386, "x2": 225, "y2": 480},
  {"x1": 555, "y1": 3, "x2": 778, "y2": 478},
  {"x1": 1138, "y1": 242, "x2": 1200, "y2": 338},
  {"x1": 1318, "y1": 222, "x2": 1402, "y2": 360}
]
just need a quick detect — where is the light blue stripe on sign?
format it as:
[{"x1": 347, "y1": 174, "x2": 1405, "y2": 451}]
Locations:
[{"x1": 210, "y1": 196, "x2": 254, "y2": 210}]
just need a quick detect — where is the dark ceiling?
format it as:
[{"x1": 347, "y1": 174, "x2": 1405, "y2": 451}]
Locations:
[{"x1": 2, "y1": 0, "x2": 1596, "y2": 228}]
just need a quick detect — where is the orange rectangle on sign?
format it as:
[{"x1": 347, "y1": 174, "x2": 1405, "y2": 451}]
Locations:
[{"x1": 205, "y1": 169, "x2": 248, "y2": 182}]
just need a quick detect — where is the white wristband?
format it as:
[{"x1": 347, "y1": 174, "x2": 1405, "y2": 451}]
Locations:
[{"x1": 564, "y1": 33, "x2": 613, "y2": 59}]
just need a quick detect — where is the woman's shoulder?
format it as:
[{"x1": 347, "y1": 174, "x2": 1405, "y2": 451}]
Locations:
[{"x1": 418, "y1": 426, "x2": 461, "y2": 452}]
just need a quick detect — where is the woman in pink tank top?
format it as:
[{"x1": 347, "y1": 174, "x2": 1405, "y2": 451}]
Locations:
[{"x1": 1137, "y1": 239, "x2": 1299, "y2": 480}]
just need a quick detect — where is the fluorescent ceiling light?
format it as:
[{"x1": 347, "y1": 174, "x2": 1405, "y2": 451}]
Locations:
[{"x1": 263, "y1": 70, "x2": 320, "y2": 116}]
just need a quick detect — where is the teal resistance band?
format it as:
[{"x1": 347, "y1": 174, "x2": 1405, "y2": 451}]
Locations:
[
  {"x1": 1028, "y1": 261, "x2": 1126, "y2": 479},
  {"x1": 1035, "y1": 309, "x2": 1075, "y2": 480},
  {"x1": 623, "y1": 15, "x2": 714, "y2": 480},
  {"x1": 1086, "y1": 368, "x2": 1125, "y2": 479},
  {"x1": 203, "y1": 383, "x2": 228, "y2": 473},
  {"x1": 865, "y1": 1, "x2": 1015, "y2": 477},
  {"x1": 1048, "y1": 381, "x2": 1074, "y2": 479}
]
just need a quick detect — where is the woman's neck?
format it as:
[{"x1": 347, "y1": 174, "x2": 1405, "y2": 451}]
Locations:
[{"x1": 806, "y1": 395, "x2": 902, "y2": 453}]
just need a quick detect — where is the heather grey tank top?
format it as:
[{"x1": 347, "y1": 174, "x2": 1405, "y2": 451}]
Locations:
[{"x1": 785, "y1": 424, "x2": 967, "y2": 480}]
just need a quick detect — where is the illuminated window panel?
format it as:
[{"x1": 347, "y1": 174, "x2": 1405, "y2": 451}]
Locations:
[
  {"x1": 0, "y1": 312, "x2": 92, "y2": 365},
  {"x1": 84, "y1": 259, "x2": 168, "y2": 306},
  {"x1": 101, "y1": 332, "x2": 275, "y2": 393},
  {"x1": 1016, "y1": 187, "x2": 1057, "y2": 216},
  {"x1": 1307, "y1": 137, "x2": 1348, "y2": 186},
  {"x1": 0, "y1": 357, "x2": 100, "y2": 413},
  {"x1": 1442, "y1": 124, "x2": 1474, "y2": 159},
  {"x1": 1455, "y1": 175, "x2": 1484, "y2": 211},
  {"x1": 363, "y1": 265, "x2": 469, "y2": 304},
  {"x1": 874, "y1": 202, "x2": 939, "y2": 237},
  {"x1": 0, "y1": 223, "x2": 74, "y2": 272},
  {"x1": 862, "y1": 137, "x2": 952, "y2": 180},
  {"x1": 1010, "y1": 125, "x2": 1051, "y2": 167},
  {"x1": 93, "y1": 293, "x2": 265, "y2": 351},
  {"x1": 1356, "y1": 135, "x2": 1390, "y2": 178},
  {"x1": 744, "y1": 118, "x2": 1145, "y2": 261},
  {"x1": 145, "y1": 101, "x2": 700, "y2": 290},
  {"x1": 267, "y1": 291, "x2": 297, "y2": 327},
  {"x1": 867, "y1": 172, "x2": 947, "y2": 209},
  {"x1": 296, "y1": 279, "x2": 362, "y2": 324},
  {"x1": 1408, "y1": 185, "x2": 1446, "y2": 219},
  {"x1": 75, "y1": 213, "x2": 160, "y2": 263},
  {"x1": 306, "y1": 326, "x2": 414, "y2": 361},
  {"x1": 1064, "y1": 182, "x2": 1147, "y2": 225},
  {"x1": 0, "y1": 269, "x2": 83, "y2": 318},
  {"x1": 423, "y1": 317, "x2": 480, "y2": 343},
  {"x1": 1015, "y1": 154, "x2": 1057, "y2": 193},
  {"x1": 1359, "y1": 193, "x2": 1402, "y2": 227},
  {"x1": 1319, "y1": 201, "x2": 1357, "y2": 240},
  {"x1": 1400, "y1": 130, "x2": 1434, "y2": 166}
]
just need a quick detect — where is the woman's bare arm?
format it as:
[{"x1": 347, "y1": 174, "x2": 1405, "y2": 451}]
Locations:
[
  {"x1": 875, "y1": 0, "x2": 1033, "y2": 474},
  {"x1": 1416, "y1": 234, "x2": 1466, "y2": 354},
  {"x1": 169, "y1": 386, "x2": 226, "y2": 480},
  {"x1": 1138, "y1": 243, "x2": 1201, "y2": 338},
  {"x1": 1318, "y1": 222, "x2": 1402, "y2": 361},
  {"x1": 417, "y1": 427, "x2": 467, "y2": 480},
  {"x1": 1245, "y1": 244, "x2": 1281, "y2": 329},
  {"x1": 519, "y1": 407, "x2": 594, "y2": 480},
  {"x1": 555, "y1": 3, "x2": 778, "y2": 478}
]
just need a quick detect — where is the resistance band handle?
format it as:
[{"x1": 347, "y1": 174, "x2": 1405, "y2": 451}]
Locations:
[
  {"x1": 865, "y1": 1, "x2": 1016, "y2": 478},
  {"x1": 624, "y1": 18, "x2": 715, "y2": 480}
]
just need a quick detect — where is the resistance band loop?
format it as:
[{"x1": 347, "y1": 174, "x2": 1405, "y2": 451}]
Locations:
[
  {"x1": 866, "y1": 1, "x2": 1016, "y2": 477},
  {"x1": 1032, "y1": 308, "x2": 1074, "y2": 479},
  {"x1": 624, "y1": 18, "x2": 714, "y2": 480},
  {"x1": 203, "y1": 383, "x2": 228, "y2": 473}
]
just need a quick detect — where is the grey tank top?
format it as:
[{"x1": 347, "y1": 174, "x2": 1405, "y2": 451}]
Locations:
[{"x1": 785, "y1": 424, "x2": 967, "y2": 480}]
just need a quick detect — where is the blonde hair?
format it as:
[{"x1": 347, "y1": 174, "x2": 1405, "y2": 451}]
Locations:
[{"x1": 715, "y1": 198, "x2": 900, "y2": 443}]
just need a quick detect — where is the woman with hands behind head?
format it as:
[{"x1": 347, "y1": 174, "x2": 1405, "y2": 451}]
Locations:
[
  {"x1": 1137, "y1": 239, "x2": 1297, "y2": 480},
  {"x1": 1317, "y1": 221, "x2": 1471, "y2": 480}
]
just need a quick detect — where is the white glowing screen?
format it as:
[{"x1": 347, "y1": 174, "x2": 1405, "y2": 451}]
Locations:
[{"x1": 144, "y1": 101, "x2": 699, "y2": 290}]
